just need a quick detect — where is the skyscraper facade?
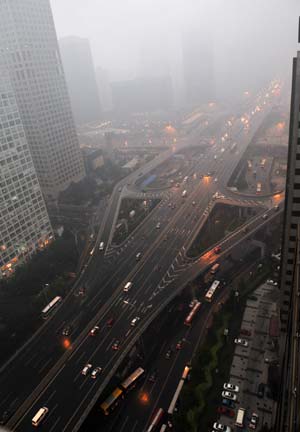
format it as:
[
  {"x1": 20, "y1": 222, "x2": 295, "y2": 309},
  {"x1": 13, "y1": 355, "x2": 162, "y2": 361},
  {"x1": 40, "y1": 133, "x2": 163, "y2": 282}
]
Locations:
[
  {"x1": 0, "y1": 0, "x2": 85, "y2": 201},
  {"x1": 0, "y1": 71, "x2": 53, "y2": 277},
  {"x1": 279, "y1": 49, "x2": 300, "y2": 332},
  {"x1": 59, "y1": 36, "x2": 101, "y2": 125}
]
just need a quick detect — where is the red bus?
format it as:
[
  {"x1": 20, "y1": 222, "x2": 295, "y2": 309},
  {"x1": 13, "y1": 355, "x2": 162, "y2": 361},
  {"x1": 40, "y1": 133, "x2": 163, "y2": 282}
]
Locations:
[{"x1": 184, "y1": 302, "x2": 201, "y2": 326}]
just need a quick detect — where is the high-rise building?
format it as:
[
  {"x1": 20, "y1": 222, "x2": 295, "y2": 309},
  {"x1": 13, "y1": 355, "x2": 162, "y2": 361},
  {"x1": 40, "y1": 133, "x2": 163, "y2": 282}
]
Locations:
[
  {"x1": 275, "y1": 29, "x2": 300, "y2": 431},
  {"x1": 59, "y1": 36, "x2": 101, "y2": 124},
  {"x1": 0, "y1": 71, "x2": 53, "y2": 277},
  {"x1": 182, "y1": 31, "x2": 215, "y2": 106},
  {"x1": 280, "y1": 50, "x2": 300, "y2": 332},
  {"x1": 0, "y1": 0, "x2": 85, "y2": 201}
]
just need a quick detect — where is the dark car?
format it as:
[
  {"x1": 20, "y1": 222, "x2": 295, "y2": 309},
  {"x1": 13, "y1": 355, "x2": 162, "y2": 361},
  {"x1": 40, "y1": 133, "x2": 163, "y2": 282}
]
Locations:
[
  {"x1": 165, "y1": 349, "x2": 172, "y2": 359},
  {"x1": 221, "y1": 398, "x2": 235, "y2": 409},
  {"x1": 107, "y1": 318, "x2": 114, "y2": 327},
  {"x1": 148, "y1": 371, "x2": 157, "y2": 383},
  {"x1": 257, "y1": 383, "x2": 265, "y2": 398},
  {"x1": 62, "y1": 326, "x2": 71, "y2": 336},
  {"x1": 217, "y1": 406, "x2": 235, "y2": 417},
  {"x1": 214, "y1": 246, "x2": 221, "y2": 254}
]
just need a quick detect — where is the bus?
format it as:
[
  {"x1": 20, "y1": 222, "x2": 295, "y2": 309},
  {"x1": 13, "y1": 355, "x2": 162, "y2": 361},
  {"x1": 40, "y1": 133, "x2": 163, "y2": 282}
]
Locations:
[
  {"x1": 184, "y1": 302, "x2": 201, "y2": 326},
  {"x1": 100, "y1": 367, "x2": 144, "y2": 416},
  {"x1": 100, "y1": 388, "x2": 123, "y2": 416},
  {"x1": 120, "y1": 367, "x2": 145, "y2": 392},
  {"x1": 256, "y1": 182, "x2": 262, "y2": 194},
  {"x1": 41, "y1": 296, "x2": 62, "y2": 319},
  {"x1": 205, "y1": 280, "x2": 220, "y2": 302},
  {"x1": 146, "y1": 408, "x2": 164, "y2": 432},
  {"x1": 210, "y1": 263, "x2": 220, "y2": 274},
  {"x1": 235, "y1": 408, "x2": 246, "y2": 428},
  {"x1": 167, "y1": 366, "x2": 190, "y2": 416}
]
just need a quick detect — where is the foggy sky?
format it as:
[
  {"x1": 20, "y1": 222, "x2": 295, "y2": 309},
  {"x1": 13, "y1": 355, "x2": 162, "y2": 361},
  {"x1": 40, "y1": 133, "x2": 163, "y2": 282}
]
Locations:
[{"x1": 50, "y1": 0, "x2": 300, "y2": 100}]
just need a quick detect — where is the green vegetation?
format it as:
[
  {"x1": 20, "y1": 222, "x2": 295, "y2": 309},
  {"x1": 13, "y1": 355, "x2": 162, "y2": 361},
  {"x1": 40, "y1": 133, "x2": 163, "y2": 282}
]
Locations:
[
  {"x1": 175, "y1": 293, "x2": 246, "y2": 431},
  {"x1": 0, "y1": 230, "x2": 78, "y2": 304}
]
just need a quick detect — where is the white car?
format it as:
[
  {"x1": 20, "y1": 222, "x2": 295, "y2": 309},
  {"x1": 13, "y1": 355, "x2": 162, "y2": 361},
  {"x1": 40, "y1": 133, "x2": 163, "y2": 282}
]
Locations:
[
  {"x1": 131, "y1": 316, "x2": 140, "y2": 327},
  {"x1": 90, "y1": 325, "x2": 99, "y2": 336},
  {"x1": 156, "y1": 222, "x2": 161, "y2": 229},
  {"x1": 213, "y1": 423, "x2": 232, "y2": 432},
  {"x1": 221, "y1": 391, "x2": 237, "y2": 401},
  {"x1": 234, "y1": 338, "x2": 248, "y2": 347},
  {"x1": 99, "y1": 242, "x2": 104, "y2": 251},
  {"x1": 91, "y1": 367, "x2": 102, "y2": 379},
  {"x1": 223, "y1": 383, "x2": 239, "y2": 392},
  {"x1": 249, "y1": 412, "x2": 259, "y2": 429},
  {"x1": 81, "y1": 363, "x2": 92, "y2": 376}
]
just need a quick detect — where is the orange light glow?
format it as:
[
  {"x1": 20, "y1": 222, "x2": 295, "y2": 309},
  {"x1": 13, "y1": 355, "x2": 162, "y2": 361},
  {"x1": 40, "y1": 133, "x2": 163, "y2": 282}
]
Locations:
[
  {"x1": 276, "y1": 122, "x2": 285, "y2": 131},
  {"x1": 139, "y1": 392, "x2": 150, "y2": 404},
  {"x1": 165, "y1": 125, "x2": 176, "y2": 134},
  {"x1": 62, "y1": 338, "x2": 72, "y2": 350}
]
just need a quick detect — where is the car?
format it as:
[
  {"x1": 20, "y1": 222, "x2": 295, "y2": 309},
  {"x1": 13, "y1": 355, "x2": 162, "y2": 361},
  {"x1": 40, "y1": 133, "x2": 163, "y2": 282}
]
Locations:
[
  {"x1": 118, "y1": 187, "x2": 122, "y2": 192},
  {"x1": 189, "y1": 299, "x2": 198, "y2": 308},
  {"x1": 221, "y1": 398, "x2": 235, "y2": 409},
  {"x1": 165, "y1": 349, "x2": 172, "y2": 359},
  {"x1": 214, "y1": 246, "x2": 221, "y2": 254},
  {"x1": 234, "y1": 338, "x2": 248, "y2": 347},
  {"x1": 274, "y1": 205, "x2": 279, "y2": 211},
  {"x1": 131, "y1": 316, "x2": 140, "y2": 327},
  {"x1": 213, "y1": 422, "x2": 231, "y2": 432},
  {"x1": 90, "y1": 325, "x2": 99, "y2": 336},
  {"x1": 148, "y1": 371, "x2": 157, "y2": 383},
  {"x1": 156, "y1": 222, "x2": 161, "y2": 229},
  {"x1": 91, "y1": 367, "x2": 102, "y2": 379},
  {"x1": 136, "y1": 252, "x2": 142, "y2": 261},
  {"x1": 123, "y1": 281, "x2": 132, "y2": 292},
  {"x1": 221, "y1": 391, "x2": 237, "y2": 401},
  {"x1": 262, "y1": 213, "x2": 268, "y2": 219},
  {"x1": 240, "y1": 328, "x2": 251, "y2": 337},
  {"x1": 257, "y1": 383, "x2": 265, "y2": 398},
  {"x1": 112, "y1": 340, "x2": 120, "y2": 350},
  {"x1": 249, "y1": 412, "x2": 259, "y2": 429},
  {"x1": 0, "y1": 410, "x2": 10, "y2": 425},
  {"x1": 81, "y1": 363, "x2": 92, "y2": 376},
  {"x1": 99, "y1": 241, "x2": 104, "y2": 251},
  {"x1": 78, "y1": 286, "x2": 86, "y2": 296},
  {"x1": 214, "y1": 177, "x2": 218, "y2": 183},
  {"x1": 176, "y1": 340, "x2": 183, "y2": 350},
  {"x1": 107, "y1": 317, "x2": 114, "y2": 327},
  {"x1": 217, "y1": 406, "x2": 235, "y2": 417},
  {"x1": 62, "y1": 325, "x2": 71, "y2": 336},
  {"x1": 90, "y1": 247, "x2": 95, "y2": 256},
  {"x1": 264, "y1": 357, "x2": 278, "y2": 365},
  {"x1": 192, "y1": 201, "x2": 196, "y2": 206},
  {"x1": 223, "y1": 383, "x2": 239, "y2": 392}
]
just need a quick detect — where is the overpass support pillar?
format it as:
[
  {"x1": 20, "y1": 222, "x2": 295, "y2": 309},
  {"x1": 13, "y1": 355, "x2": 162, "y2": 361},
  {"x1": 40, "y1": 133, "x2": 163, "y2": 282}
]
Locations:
[{"x1": 251, "y1": 239, "x2": 266, "y2": 258}]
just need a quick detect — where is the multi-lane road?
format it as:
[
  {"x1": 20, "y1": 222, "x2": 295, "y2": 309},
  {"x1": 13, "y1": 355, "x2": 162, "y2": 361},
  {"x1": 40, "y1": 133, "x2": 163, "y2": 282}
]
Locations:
[{"x1": 1, "y1": 81, "x2": 283, "y2": 431}]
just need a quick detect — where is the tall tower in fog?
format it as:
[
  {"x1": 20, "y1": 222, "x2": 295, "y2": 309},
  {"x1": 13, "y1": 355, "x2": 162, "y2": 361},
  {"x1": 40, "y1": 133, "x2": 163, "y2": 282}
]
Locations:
[
  {"x1": 0, "y1": 71, "x2": 53, "y2": 277},
  {"x1": 0, "y1": 0, "x2": 85, "y2": 201},
  {"x1": 182, "y1": 31, "x2": 215, "y2": 106},
  {"x1": 59, "y1": 37, "x2": 101, "y2": 125}
]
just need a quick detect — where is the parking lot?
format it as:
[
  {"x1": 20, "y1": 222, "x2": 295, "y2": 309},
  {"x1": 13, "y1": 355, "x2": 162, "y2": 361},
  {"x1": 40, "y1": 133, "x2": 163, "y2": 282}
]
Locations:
[{"x1": 219, "y1": 282, "x2": 279, "y2": 430}]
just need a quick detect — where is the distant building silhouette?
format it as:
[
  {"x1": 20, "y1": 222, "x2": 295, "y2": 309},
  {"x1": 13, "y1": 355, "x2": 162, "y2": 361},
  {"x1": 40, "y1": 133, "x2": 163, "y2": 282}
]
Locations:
[
  {"x1": 182, "y1": 32, "x2": 215, "y2": 106},
  {"x1": 0, "y1": 0, "x2": 85, "y2": 201},
  {"x1": 96, "y1": 67, "x2": 113, "y2": 112},
  {"x1": 0, "y1": 71, "x2": 53, "y2": 277},
  {"x1": 111, "y1": 77, "x2": 173, "y2": 113},
  {"x1": 59, "y1": 36, "x2": 102, "y2": 124}
]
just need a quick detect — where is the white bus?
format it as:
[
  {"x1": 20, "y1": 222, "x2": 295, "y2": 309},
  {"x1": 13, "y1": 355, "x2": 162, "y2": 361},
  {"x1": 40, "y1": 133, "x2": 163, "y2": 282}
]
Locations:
[
  {"x1": 235, "y1": 408, "x2": 246, "y2": 428},
  {"x1": 41, "y1": 296, "x2": 62, "y2": 319},
  {"x1": 146, "y1": 408, "x2": 164, "y2": 432},
  {"x1": 182, "y1": 190, "x2": 187, "y2": 198},
  {"x1": 205, "y1": 280, "x2": 220, "y2": 302},
  {"x1": 210, "y1": 263, "x2": 220, "y2": 274},
  {"x1": 32, "y1": 407, "x2": 49, "y2": 427}
]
